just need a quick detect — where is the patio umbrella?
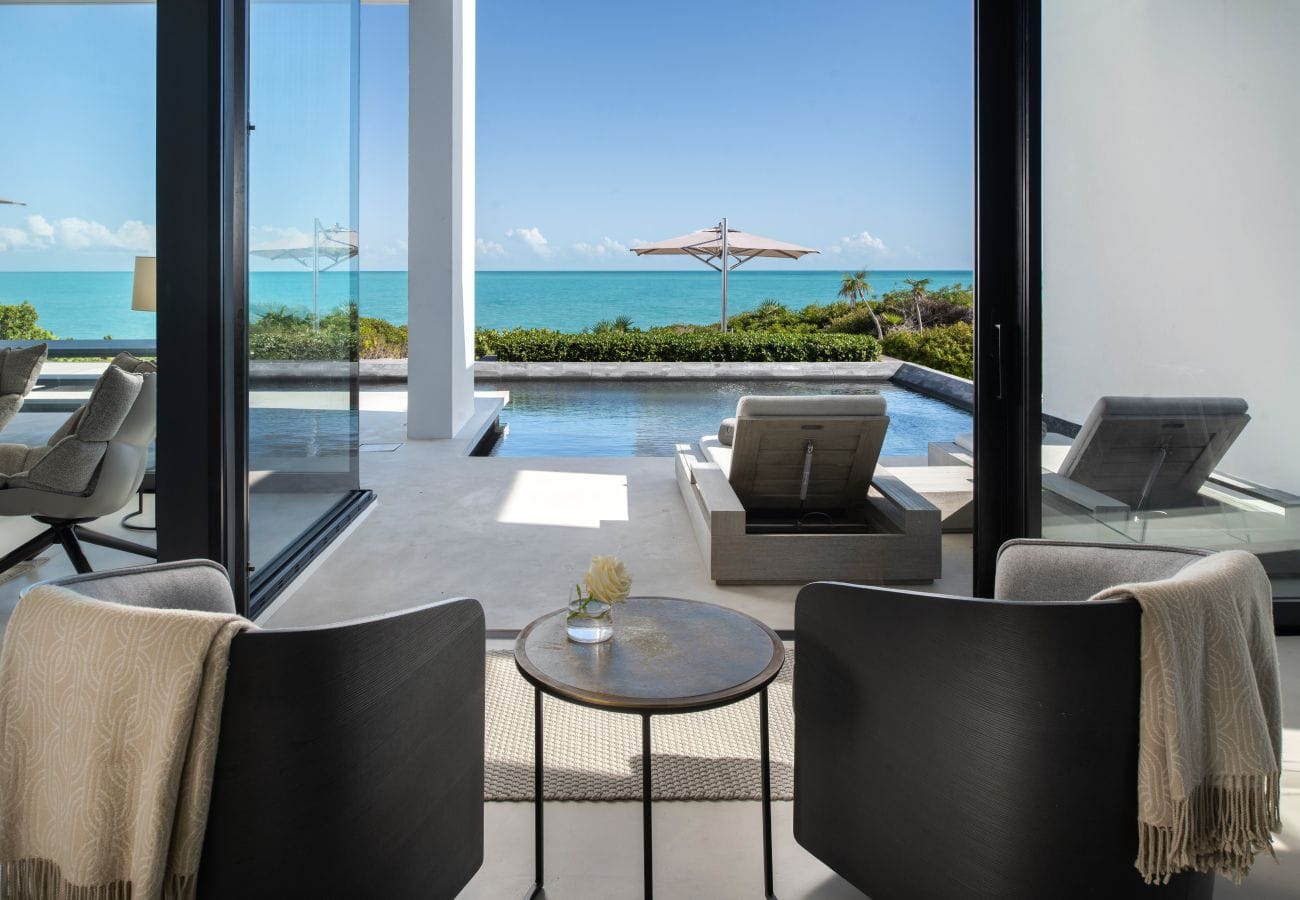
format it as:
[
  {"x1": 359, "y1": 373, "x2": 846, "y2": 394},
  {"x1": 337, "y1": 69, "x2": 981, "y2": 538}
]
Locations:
[
  {"x1": 250, "y1": 218, "x2": 358, "y2": 326},
  {"x1": 630, "y1": 218, "x2": 819, "y2": 331}
]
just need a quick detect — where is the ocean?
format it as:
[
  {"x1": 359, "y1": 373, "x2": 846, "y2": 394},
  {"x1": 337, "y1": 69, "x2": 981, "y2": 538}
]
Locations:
[{"x1": 0, "y1": 269, "x2": 972, "y2": 339}]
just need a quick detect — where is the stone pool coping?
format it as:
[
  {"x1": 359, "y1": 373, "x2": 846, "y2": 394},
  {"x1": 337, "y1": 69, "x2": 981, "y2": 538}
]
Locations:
[{"x1": 38, "y1": 358, "x2": 976, "y2": 413}]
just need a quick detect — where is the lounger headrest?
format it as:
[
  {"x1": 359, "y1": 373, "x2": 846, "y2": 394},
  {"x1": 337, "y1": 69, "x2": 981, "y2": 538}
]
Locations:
[{"x1": 735, "y1": 394, "x2": 887, "y2": 419}]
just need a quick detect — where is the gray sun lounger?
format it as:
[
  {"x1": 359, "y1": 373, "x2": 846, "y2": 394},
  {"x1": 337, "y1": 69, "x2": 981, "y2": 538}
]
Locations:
[{"x1": 675, "y1": 394, "x2": 940, "y2": 584}]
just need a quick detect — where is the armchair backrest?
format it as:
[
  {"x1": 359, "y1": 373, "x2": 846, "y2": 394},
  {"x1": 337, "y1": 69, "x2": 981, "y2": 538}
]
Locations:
[
  {"x1": 39, "y1": 561, "x2": 486, "y2": 900},
  {"x1": 793, "y1": 538, "x2": 1217, "y2": 899},
  {"x1": 0, "y1": 343, "x2": 47, "y2": 430},
  {"x1": 728, "y1": 393, "x2": 889, "y2": 510},
  {"x1": 995, "y1": 539, "x2": 1210, "y2": 601}
]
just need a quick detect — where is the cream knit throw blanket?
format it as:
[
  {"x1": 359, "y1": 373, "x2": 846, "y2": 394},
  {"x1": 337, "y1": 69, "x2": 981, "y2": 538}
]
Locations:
[
  {"x1": 0, "y1": 585, "x2": 250, "y2": 900},
  {"x1": 1089, "y1": 549, "x2": 1281, "y2": 884}
]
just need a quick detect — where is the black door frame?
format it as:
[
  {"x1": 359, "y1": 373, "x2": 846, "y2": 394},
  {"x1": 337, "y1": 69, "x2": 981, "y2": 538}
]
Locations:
[
  {"x1": 972, "y1": 0, "x2": 1042, "y2": 597},
  {"x1": 157, "y1": 0, "x2": 373, "y2": 618},
  {"x1": 156, "y1": 0, "x2": 250, "y2": 608}
]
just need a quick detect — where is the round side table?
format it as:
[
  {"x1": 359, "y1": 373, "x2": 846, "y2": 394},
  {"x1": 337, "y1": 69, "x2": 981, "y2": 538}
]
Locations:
[{"x1": 515, "y1": 596, "x2": 786, "y2": 900}]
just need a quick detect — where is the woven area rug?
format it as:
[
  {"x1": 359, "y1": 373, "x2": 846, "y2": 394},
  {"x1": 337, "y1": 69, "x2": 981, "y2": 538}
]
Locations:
[{"x1": 485, "y1": 648, "x2": 794, "y2": 801}]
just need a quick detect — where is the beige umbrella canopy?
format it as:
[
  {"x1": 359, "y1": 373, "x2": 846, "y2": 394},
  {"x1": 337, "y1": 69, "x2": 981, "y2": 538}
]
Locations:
[{"x1": 631, "y1": 218, "x2": 818, "y2": 331}]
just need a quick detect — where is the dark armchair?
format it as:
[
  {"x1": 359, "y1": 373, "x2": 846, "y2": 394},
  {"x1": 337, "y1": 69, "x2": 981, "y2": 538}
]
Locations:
[
  {"x1": 43, "y1": 560, "x2": 486, "y2": 899},
  {"x1": 793, "y1": 539, "x2": 1217, "y2": 900}
]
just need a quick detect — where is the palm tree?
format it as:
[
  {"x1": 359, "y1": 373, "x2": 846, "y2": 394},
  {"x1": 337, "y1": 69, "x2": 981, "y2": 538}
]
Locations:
[
  {"x1": 838, "y1": 270, "x2": 883, "y2": 340},
  {"x1": 903, "y1": 277, "x2": 931, "y2": 330}
]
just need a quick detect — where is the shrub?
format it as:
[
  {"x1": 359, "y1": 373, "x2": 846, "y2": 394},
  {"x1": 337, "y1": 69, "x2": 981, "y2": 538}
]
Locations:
[
  {"x1": 0, "y1": 301, "x2": 56, "y2": 340},
  {"x1": 359, "y1": 316, "x2": 407, "y2": 358},
  {"x1": 881, "y1": 322, "x2": 973, "y2": 379},
  {"x1": 474, "y1": 328, "x2": 880, "y2": 363}
]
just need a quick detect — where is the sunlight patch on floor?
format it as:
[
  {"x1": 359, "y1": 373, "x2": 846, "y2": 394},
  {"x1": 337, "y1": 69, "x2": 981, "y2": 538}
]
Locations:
[{"x1": 497, "y1": 470, "x2": 629, "y2": 529}]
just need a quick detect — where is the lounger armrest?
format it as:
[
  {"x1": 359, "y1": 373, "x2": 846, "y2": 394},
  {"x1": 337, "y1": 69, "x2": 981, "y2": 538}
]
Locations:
[
  {"x1": 1206, "y1": 471, "x2": 1300, "y2": 508},
  {"x1": 689, "y1": 460, "x2": 746, "y2": 516},
  {"x1": 870, "y1": 472, "x2": 941, "y2": 534},
  {"x1": 1040, "y1": 473, "x2": 1130, "y2": 517}
]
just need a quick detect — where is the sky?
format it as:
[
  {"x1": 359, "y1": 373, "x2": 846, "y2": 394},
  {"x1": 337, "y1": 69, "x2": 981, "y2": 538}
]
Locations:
[{"x1": 0, "y1": 0, "x2": 973, "y2": 273}]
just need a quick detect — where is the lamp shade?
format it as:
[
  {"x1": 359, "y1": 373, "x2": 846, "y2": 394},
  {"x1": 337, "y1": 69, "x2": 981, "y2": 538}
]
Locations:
[{"x1": 131, "y1": 256, "x2": 156, "y2": 312}]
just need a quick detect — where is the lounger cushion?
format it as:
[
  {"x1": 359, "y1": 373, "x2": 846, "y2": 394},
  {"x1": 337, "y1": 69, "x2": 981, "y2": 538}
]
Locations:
[
  {"x1": 718, "y1": 417, "x2": 737, "y2": 446},
  {"x1": 735, "y1": 393, "x2": 887, "y2": 418}
]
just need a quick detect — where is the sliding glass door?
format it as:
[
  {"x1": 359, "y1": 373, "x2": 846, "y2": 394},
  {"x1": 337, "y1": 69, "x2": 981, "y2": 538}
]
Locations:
[
  {"x1": 1037, "y1": 2, "x2": 1299, "y2": 626},
  {"x1": 246, "y1": 0, "x2": 364, "y2": 610}
]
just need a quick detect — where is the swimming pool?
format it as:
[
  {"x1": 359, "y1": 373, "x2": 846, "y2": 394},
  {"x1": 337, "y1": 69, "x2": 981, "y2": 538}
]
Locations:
[{"x1": 479, "y1": 380, "x2": 971, "y2": 458}]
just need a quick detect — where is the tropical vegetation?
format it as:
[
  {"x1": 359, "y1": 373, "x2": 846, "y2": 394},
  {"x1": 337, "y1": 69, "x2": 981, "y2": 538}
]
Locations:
[{"x1": 6, "y1": 275, "x2": 975, "y2": 377}]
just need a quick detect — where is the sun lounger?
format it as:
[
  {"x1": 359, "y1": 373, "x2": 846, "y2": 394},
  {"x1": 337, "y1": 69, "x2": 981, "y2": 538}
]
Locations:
[{"x1": 675, "y1": 394, "x2": 940, "y2": 583}]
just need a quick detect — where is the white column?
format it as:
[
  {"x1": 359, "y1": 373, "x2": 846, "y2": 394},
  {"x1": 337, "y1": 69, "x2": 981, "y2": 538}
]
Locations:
[{"x1": 407, "y1": 0, "x2": 475, "y2": 439}]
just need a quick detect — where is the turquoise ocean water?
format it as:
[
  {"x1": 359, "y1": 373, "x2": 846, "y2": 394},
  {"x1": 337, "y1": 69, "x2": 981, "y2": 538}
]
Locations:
[{"x1": 0, "y1": 269, "x2": 971, "y2": 339}]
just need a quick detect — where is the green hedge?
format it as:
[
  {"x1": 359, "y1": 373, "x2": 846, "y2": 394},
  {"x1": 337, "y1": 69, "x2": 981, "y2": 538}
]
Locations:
[
  {"x1": 475, "y1": 328, "x2": 880, "y2": 363},
  {"x1": 249, "y1": 330, "x2": 356, "y2": 361},
  {"x1": 881, "y1": 322, "x2": 973, "y2": 379}
]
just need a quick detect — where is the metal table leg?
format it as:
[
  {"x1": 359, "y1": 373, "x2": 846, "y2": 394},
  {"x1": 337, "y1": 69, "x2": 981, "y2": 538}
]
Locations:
[
  {"x1": 761, "y1": 687, "x2": 776, "y2": 899},
  {"x1": 526, "y1": 686, "x2": 544, "y2": 899},
  {"x1": 642, "y1": 713, "x2": 654, "y2": 900}
]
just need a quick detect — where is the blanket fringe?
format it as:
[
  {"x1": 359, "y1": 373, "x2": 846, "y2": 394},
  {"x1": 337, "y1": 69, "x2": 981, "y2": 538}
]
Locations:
[
  {"x1": 0, "y1": 859, "x2": 197, "y2": 900},
  {"x1": 1137, "y1": 773, "x2": 1282, "y2": 884}
]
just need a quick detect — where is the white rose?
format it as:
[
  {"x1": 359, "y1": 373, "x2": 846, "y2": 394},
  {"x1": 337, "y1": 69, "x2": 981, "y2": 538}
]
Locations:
[{"x1": 584, "y1": 555, "x2": 632, "y2": 603}]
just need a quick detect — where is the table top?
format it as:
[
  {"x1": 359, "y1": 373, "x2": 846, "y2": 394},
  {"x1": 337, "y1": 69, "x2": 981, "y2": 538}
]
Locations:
[{"x1": 514, "y1": 596, "x2": 785, "y2": 714}]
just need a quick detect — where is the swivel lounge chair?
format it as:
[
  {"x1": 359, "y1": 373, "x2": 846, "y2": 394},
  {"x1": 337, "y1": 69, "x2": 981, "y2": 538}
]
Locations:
[
  {"x1": 0, "y1": 343, "x2": 48, "y2": 432},
  {"x1": 34, "y1": 560, "x2": 486, "y2": 899},
  {"x1": 674, "y1": 394, "x2": 940, "y2": 583},
  {"x1": 794, "y1": 539, "x2": 1218, "y2": 900},
  {"x1": 0, "y1": 353, "x2": 157, "y2": 575}
]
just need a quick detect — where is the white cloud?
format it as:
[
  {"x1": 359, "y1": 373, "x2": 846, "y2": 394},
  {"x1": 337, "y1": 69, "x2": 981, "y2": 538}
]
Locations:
[
  {"x1": 28, "y1": 215, "x2": 55, "y2": 243},
  {"x1": 0, "y1": 213, "x2": 153, "y2": 253},
  {"x1": 829, "y1": 231, "x2": 889, "y2": 257},
  {"x1": 475, "y1": 237, "x2": 505, "y2": 257},
  {"x1": 506, "y1": 226, "x2": 551, "y2": 257},
  {"x1": 55, "y1": 217, "x2": 155, "y2": 252},
  {"x1": 248, "y1": 225, "x2": 314, "y2": 250},
  {"x1": 572, "y1": 236, "x2": 628, "y2": 258}
]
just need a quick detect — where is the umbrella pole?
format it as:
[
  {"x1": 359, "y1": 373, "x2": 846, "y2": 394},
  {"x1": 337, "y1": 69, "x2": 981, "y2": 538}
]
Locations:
[
  {"x1": 312, "y1": 218, "x2": 321, "y2": 331},
  {"x1": 720, "y1": 217, "x2": 728, "y2": 333}
]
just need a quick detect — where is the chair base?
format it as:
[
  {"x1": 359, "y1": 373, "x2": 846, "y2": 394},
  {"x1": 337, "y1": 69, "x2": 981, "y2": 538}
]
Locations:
[{"x1": 0, "y1": 516, "x2": 158, "y2": 576}]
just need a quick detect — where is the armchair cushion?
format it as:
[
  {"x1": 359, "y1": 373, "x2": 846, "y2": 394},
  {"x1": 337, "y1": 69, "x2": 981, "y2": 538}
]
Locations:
[
  {"x1": 0, "y1": 343, "x2": 47, "y2": 397},
  {"x1": 75, "y1": 364, "x2": 143, "y2": 441}
]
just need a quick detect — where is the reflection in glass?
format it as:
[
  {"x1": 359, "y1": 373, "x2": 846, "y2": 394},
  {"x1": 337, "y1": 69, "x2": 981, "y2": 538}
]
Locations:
[{"x1": 248, "y1": 0, "x2": 361, "y2": 575}]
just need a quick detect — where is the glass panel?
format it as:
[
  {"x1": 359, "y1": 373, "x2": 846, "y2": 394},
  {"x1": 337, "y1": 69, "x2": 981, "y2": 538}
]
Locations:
[
  {"x1": 248, "y1": 0, "x2": 361, "y2": 578},
  {"x1": 1040, "y1": 4, "x2": 1299, "y2": 609}
]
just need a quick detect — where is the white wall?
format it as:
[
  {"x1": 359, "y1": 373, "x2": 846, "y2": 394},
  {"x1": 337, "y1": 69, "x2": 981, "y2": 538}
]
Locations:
[{"x1": 1042, "y1": 0, "x2": 1300, "y2": 489}]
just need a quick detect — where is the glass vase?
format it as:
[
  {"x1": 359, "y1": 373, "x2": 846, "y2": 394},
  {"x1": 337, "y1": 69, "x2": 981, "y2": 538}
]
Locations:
[{"x1": 566, "y1": 597, "x2": 613, "y2": 643}]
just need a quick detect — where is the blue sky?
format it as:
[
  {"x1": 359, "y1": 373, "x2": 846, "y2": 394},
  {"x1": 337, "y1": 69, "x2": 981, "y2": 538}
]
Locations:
[{"x1": 0, "y1": 0, "x2": 973, "y2": 272}]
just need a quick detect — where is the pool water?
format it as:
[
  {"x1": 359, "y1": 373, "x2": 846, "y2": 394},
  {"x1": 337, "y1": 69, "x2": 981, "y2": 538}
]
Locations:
[{"x1": 479, "y1": 380, "x2": 971, "y2": 458}]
